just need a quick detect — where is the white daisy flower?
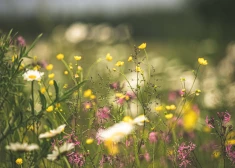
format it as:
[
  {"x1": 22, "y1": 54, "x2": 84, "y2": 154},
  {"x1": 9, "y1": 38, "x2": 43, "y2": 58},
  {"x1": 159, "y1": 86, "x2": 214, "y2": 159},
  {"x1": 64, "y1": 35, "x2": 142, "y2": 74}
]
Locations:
[
  {"x1": 97, "y1": 115, "x2": 149, "y2": 143},
  {"x1": 6, "y1": 142, "x2": 39, "y2": 152},
  {"x1": 22, "y1": 70, "x2": 44, "y2": 81},
  {"x1": 47, "y1": 142, "x2": 75, "y2": 161},
  {"x1": 39, "y1": 124, "x2": 66, "y2": 139},
  {"x1": 133, "y1": 115, "x2": 149, "y2": 126},
  {"x1": 98, "y1": 122, "x2": 134, "y2": 143}
]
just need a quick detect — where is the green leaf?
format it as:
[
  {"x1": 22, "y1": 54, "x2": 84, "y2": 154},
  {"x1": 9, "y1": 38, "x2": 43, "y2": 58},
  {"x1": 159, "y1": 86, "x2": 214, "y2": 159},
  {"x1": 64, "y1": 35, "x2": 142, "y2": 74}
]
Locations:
[
  {"x1": 57, "y1": 80, "x2": 86, "y2": 103},
  {"x1": 53, "y1": 80, "x2": 59, "y2": 102},
  {"x1": 38, "y1": 91, "x2": 47, "y2": 110},
  {"x1": 23, "y1": 33, "x2": 43, "y2": 58}
]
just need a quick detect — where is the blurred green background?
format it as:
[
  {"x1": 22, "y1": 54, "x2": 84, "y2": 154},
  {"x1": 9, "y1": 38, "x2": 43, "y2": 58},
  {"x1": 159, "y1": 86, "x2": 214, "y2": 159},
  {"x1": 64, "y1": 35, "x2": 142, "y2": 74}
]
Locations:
[{"x1": 1, "y1": 0, "x2": 235, "y2": 65}]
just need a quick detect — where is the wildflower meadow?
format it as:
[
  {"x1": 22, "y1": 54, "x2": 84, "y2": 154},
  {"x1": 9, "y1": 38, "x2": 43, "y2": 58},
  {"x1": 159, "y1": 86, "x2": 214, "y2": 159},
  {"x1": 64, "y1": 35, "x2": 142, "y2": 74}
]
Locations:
[{"x1": 0, "y1": 29, "x2": 235, "y2": 168}]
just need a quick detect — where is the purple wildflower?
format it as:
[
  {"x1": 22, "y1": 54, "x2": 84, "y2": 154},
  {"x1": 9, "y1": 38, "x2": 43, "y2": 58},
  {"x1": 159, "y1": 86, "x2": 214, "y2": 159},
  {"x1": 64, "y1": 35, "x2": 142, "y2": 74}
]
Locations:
[
  {"x1": 99, "y1": 155, "x2": 112, "y2": 168},
  {"x1": 96, "y1": 106, "x2": 110, "y2": 123},
  {"x1": 67, "y1": 152, "x2": 85, "y2": 166},
  {"x1": 148, "y1": 132, "x2": 158, "y2": 144},
  {"x1": 205, "y1": 116, "x2": 215, "y2": 128},
  {"x1": 226, "y1": 145, "x2": 235, "y2": 164},
  {"x1": 177, "y1": 142, "x2": 196, "y2": 168},
  {"x1": 17, "y1": 36, "x2": 26, "y2": 46},
  {"x1": 217, "y1": 112, "x2": 231, "y2": 125}
]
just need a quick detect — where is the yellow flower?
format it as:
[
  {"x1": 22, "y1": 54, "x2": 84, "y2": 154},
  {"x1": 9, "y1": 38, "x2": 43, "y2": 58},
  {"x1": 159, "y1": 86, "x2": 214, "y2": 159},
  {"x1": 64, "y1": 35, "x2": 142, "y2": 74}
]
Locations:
[
  {"x1": 155, "y1": 106, "x2": 163, "y2": 112},
  {"x1": 12, "y1": 54, "x2": 17, "y2": 62},
  {"x1": 19, "y1": 63, "x2": 25, "y2": 70},
  {"x1": 69, "y1": 63, "x2": 73, "y2": 70},
  {"x1": 84, "y1": 89, "x2": 92, "y2": 98},
  {"x1": 63, "y1": 84, "x2": 68, "y2": 89},
  {"x1": 46, "y1": 64, "x2": 53, "y2": 71},
  {"x1": 122, "y1": 116, "x2": 133, "y2": 122},
  {"x1": 49, "y1": 80, "x2": 54, "y2": 86},
  {"x1": 48, "y1": 73, "x2": 55, "y2": 79},
  {"x1": 226, "y1": 139, "x2": 235, "y2": 145},
  {"x1": 198, "y1": 58, "x2": 208, "y2": 65},
  {"x1": 106, "y1": 53, "x2": 113, "y2": 61},
  {"x1": 90, "y1": 94, "x2": 96, "y2": 99},
  {"x1": 104, "y1": 140, "x2": 119, "y2": 155},
  {"x1": 56, "y1": 54, "x2": 64, "y2": 60},
  {"x1": 33, "y1": 56, "x2": 37, "y2": 61},
  {"x1": 86, "y1": 138, "x2": 94, "y2": 144},
  {"x1": 212, "y1": 150, "x2": 220, "y2": 158},
  {"x1": 203, "y1": 126, "x2": 211, "y2": 133},
  {"x1": 77, "y1": 66, "x2": 82, "y2": 71},
  {"x1": 74, "y1": 56, "x2": 82, "y2": 61},
  {"x1": 115, "y1": 61, "x2": 124, "y2": 67},
  {"x1": 33, "y1": 65, "x2": 41, "y2": 70},
  {"x1": 64, "y1": 71, "x2": 68, "y2": 75},
  {"x1": 128, "y1": 56, "x2": 133, "y2": 62},
  {"x1": 195, "y1": 89, "x2": 201, "y2": 96},
  {"x1": 165, "y1": 113, "x2": 173, "y2": 119},
  {"x1": 113, "y1": 68, "x2": 116, "y2": 71},
  {"x1": 15, "y1": 158, "x2": 23, "y2": 165},
  {"x1": 138, "y1": 43, "x2": 146, "y2": 49},
  {"x1": 46, "y1": 106, "x2": 54, "y2": 112},
  {"x1": 136, "y1": 66, "x2": 141, "y2": 72},
  {"x1": 182, "y1": 109, "x2": 198, "y2": 132},
  {"x1": 40, "y1": 87, "x2": 46, "y2": 94}
]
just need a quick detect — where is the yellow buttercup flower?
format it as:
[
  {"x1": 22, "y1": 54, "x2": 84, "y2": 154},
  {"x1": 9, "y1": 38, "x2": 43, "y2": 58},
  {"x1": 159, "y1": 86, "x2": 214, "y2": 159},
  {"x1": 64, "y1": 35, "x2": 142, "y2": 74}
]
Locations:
[
  {"x1": 138, "y1": 43, "x2": 146, "y2": 49},
  {"x1": 86, "y1": 138, "x2": 94, "y2": 144},
  {"x1": 90, "y1": 94, "x2": 96, "y2": 99},
  {"x1": 122, "y1": 116, "x2": 133, "y2": 122},
  {"x1": 136, "y1": 66, "x2": 141, "y2": 72},
  {"x1": 33, "y1": 65, "x2": 41, "y2": 70},
  {"x1": 195, "y1": 89, "x2": 201, "y2": 96},
  {"x1": 183, "y1": 109, "x2": 198, "y2": 132},
  {"x1": 165, "y1": 113, "x2": 173, "y2": 119},
  {"x1": 74, "y1": 56, "x2": 82, "y2": 61},
  {"x1": 63, "y1": 84, "x2": 68, "y2": 89},
  {"x1": 64, "y1": 71, "x2": 68, "y2": 75},
  {"x1": 49, "y1": 80, "x2": 54, "y2": 86},
  {"x1": 46, "y1": 106, "x2": 54, "y2": 112},
  {"x1": 198, "y1": 58, "x2": 208, "y2": 65},
  {"x1": 155, "y1": 106, "x2": 163, "y2": 112},
  {"x1": 19, "y1": 63, "x2": 25, "y2": 70},
  {"x1": 128, "y1": 56, "x2": 133, "y2": 62},
  {"x1": 46, "y1": 64, "x2": 53, "y2": 71},
  {"x1": 40, "y1": 87, "x2": 46, "y2": 94},
  {"x1": 84, "y1": 89, "x2": 92, "y2": 98},
  {"x1": 115, "y1": 61, "x2": 124, "y2": 67},
  {"x1": 104, "y1": 140, "x2": 119, "y2": 155},
  {"x1": 56, "y1": 54, "x2": 64, "y2": 60},
  {"x1": 113, "y1": 68, "x2": 116, "y2": 71},
  {"x1": 15, "y1": 158, "x2": 23, "y2": 165},
  {"x1": 212, "y1": 150, "x2": 220, "y2": 158},
  {"x1": 12, "y1": 54, "x2": 17, "y2": 62},
  {"x1": 106, "y1": 53, "x2": 113, "y2": 61},
  {"x1": 48, "y1": 73, "x2": 55, "y2": 79},
  {"x1": 226, "y1": 139, "x2": 235, "y2": 145},
  {"x1": 69, "y1": 63, "x2": 73, "y2": 70}
]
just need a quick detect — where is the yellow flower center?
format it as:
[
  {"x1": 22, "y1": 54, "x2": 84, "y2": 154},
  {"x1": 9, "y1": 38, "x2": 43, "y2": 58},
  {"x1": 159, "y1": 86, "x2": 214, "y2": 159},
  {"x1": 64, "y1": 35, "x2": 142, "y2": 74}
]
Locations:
[{"x1": 29, "y1": 75, "x2": 37, "y2": 79}]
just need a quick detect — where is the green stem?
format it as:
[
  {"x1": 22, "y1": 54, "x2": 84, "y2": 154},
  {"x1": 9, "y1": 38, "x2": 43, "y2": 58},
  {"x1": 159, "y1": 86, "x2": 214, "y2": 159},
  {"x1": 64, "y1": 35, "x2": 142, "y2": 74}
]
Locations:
[
  {"x1": 61, "y1": 60, "x2": 77, "y2": 84},
  {"x1": 31, "y1": 81, "x2": 35, "y2": 116},
  {"x1": 144, "y1": 49, "x2": 150, "y2": 80},
  {"x1": 63, "y1": 156, "x2": 71, "y2": 168},
  {"x1": 134, "y1": 135, "x2": 141, "y2": 167}
]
